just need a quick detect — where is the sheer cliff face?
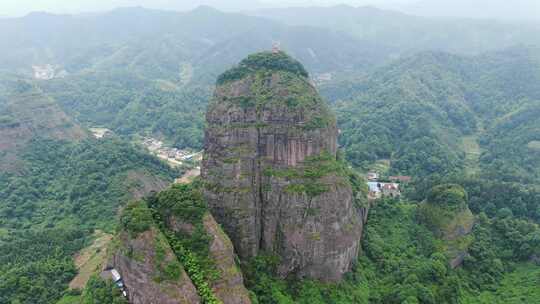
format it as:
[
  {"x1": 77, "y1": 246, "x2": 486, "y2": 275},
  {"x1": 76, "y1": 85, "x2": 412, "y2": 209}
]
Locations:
[
  {"x1": 113, "y1": 228, "x2": 200, "y2": 304},
  {"x1": 202, "y1": 52, "x2": 362, "y2": 282}
]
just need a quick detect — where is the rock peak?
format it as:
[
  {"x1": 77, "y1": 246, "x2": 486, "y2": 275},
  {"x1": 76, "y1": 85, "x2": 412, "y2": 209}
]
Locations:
[
  {"x1": 216, "y1": 51, "x2": 309, "y2": 85},
  {"x1": 203, "y1": 52, "x2": 363, "y2": 282}
]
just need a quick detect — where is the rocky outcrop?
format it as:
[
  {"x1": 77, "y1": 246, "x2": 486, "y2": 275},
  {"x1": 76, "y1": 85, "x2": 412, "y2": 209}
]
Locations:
[
  {"x1": 418, "y1": 184, "x2": 475, "y2": 268},
  {"x1": 202, "y1": 51, "x2": 363, "y2": 282},
  {"x1": 203, "y1": 214, "x2": 252, "y2": 304},
  {"x1": 112, "y1": 202, "x2": 200, "y2": 304}
]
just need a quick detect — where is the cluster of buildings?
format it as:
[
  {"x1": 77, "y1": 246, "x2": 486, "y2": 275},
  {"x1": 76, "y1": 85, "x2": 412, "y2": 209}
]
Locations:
[
  {"x1": 89, "y1": 127, "x2": 113, "y2": 139},
  {"x1": 366, "y1": 172, "x2": 411, "y2": 200},
  {"x1": 141, "y1": 137, "x2": 201, "y2": 166},
  {"x1": 32, "y1": 64, "x2": 67, "y2": 80},
  {"x1": 313, "y1": 72, "x2": 333, "y2": 85}
]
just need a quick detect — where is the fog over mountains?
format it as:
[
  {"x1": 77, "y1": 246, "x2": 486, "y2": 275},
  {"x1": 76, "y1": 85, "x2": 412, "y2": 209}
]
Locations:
[
  {"x1": 1, "y1": 0, "x2": 539, "y2": 22},
  {"x1": 403, "y1": 0, "x2": 540, "y2": 21}
]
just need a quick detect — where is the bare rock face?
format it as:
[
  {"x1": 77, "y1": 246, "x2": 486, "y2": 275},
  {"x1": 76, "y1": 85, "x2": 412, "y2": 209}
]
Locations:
[
  {"x1": 202, "y1": 51, "x2": 362, "y2": 282},
  {"x1": 203, "y1": 213, "x2": 252, "y2": 304},
  {"x1": 112, "y1": 202, "x2": 200, "y2": 304}
]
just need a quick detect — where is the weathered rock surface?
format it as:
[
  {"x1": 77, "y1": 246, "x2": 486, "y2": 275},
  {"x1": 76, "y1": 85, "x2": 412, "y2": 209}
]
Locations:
[
  {"x1": 112, "y1": 228, "x2": 201, "y2": 304},
  {"x1": 418, "y1": 184, "x2": 475, "y2": 269},
  {"x1": 203, "y1": 213, "x2": 252, "y2": 304},
  {"x1": 202, "y1": 51, "x2": 363, "y2": 282},
  {"x1": 444, "y1": 207, "x2": 474, "y2": 269}
]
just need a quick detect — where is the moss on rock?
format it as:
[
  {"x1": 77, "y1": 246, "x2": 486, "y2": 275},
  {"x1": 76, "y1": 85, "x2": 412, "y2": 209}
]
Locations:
[{"x1": 418, "y1": 184, "x2": 475, "y2": 268}]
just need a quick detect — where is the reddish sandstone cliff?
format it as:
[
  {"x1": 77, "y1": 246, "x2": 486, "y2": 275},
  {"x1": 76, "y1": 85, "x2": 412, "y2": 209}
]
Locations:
[{"x1": 202, "y1": 51, "x2": 363, "y2": 282}]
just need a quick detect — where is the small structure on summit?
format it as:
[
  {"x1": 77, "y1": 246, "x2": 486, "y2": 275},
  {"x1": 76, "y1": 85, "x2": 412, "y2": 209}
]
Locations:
[{"x1": 271, "y1": 42, "x2": 281, "y2": 54}]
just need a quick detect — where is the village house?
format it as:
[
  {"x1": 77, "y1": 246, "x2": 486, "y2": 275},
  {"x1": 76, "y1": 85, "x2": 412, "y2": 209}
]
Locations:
[
  {"x1": 367, "y1": 181, "x2": 401, "y2": 200},
  {"x1": 382, "y1": 183, "x2": 400, "y2": 198},
  {"x1": 140, "y1": 137, "x2": 202, "y2": 167}
]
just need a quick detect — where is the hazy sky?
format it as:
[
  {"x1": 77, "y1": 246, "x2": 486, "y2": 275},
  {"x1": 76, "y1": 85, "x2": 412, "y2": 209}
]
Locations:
[
  {"x1": 0, "y1": 0, "x2": 415, "y2": 17},
  {"x1": 0, "y1": 0, "x2": 538, "y2": 21}
]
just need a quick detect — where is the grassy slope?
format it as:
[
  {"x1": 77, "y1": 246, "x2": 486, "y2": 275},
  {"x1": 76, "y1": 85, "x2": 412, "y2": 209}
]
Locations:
[
  {"x1": 68, "y1": 231, "x2": 113, "y2": 290},
  {"x1": 461, "y1": 135, "x2": 482, "y2": 176}
]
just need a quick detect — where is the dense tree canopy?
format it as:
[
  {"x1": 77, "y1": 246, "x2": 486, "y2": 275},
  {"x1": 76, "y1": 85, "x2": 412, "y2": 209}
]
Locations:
[{"x1": 0, "y1": 138, "x2": 176, "y2": 303}]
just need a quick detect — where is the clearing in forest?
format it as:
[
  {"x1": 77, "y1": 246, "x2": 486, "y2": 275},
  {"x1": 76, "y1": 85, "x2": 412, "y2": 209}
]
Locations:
[
  {"x1": 461, "y1": 135, "x2": 482, "y2": 175},
  {"x1": 68, "y1": 230, "x2": 113, "y2": 290},
  {"x1": 175, "y1": 167, "x2": 201, "y2": 184}
]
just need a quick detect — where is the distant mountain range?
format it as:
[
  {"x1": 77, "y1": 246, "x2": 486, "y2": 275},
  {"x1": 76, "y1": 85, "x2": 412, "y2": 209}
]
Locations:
[
  {"x1": 403, "y1": 0, "x2": 540, "y2": 21},
  {"x1": 1, "y1": 5, "x2": 539, "y2": 84},
  {"x1": 252, "y1": 5, "x2": 540, "y2": 54},
  {"x1": 0, "y1": 6, "x2": 395, "y2": 81}
]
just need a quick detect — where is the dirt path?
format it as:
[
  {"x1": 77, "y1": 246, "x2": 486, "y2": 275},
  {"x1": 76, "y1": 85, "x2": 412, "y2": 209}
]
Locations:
[{"x1": 175, "y1": 167, "x2": 201, "y2": 184}]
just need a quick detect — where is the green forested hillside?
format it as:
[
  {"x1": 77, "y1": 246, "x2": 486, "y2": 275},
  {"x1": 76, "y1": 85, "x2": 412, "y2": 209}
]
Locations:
[
  {"x1": 0, "y1": 5, "x2": 539, "y2": 304},
  {"x1": 0, "y1": 7, "x2": 399, "y2": 149},
  {"x1": 0, "y1": 77, "x2": 180, "y2": 304},
  {"x1": 333, "y1": 52, "x2": 473, "y2": 177},
  {"x1": 0, "y1": 138, "x2": 177, "y2": 304},
  {"x1": 39, "y1": 72, "x2": 209, "y2": 149},
  {"x1": 2, "y1": 44, "x2": 538, "y2": 304},
  {"x1": 327, "y1": 47, "x2": 540, "y2": 183},
  {"x1": 0, "y1": 7, "x2": 393, "y2": 84},
  {"x1": 241, "y1": 198, "x2": 540, "y2": 304}
]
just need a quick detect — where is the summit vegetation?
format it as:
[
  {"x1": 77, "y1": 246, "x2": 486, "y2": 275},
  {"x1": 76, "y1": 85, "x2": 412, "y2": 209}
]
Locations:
[{"x1": 217, "y1": 51, "x2": 309, "y2": 84}]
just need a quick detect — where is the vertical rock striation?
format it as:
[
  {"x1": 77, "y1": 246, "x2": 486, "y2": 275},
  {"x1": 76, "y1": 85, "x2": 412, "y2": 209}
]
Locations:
[
  {"x1": 111, "y1": 201, "x2": 201, "y2": 304},
  {"x1": 202, "y1": 51, "x2": 362, "y2": 282},
  {"x1": 112, "y1": 229, "x2": 201, "y2": 304},
  {"x1": 155, "y1": 184, "x2": 253, "y2": 304}
]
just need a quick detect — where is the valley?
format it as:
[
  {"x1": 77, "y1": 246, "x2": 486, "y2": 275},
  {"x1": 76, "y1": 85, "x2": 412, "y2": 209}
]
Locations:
[{"x1": 0, "y1": 3, "x2": 539, "y2": 304}]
